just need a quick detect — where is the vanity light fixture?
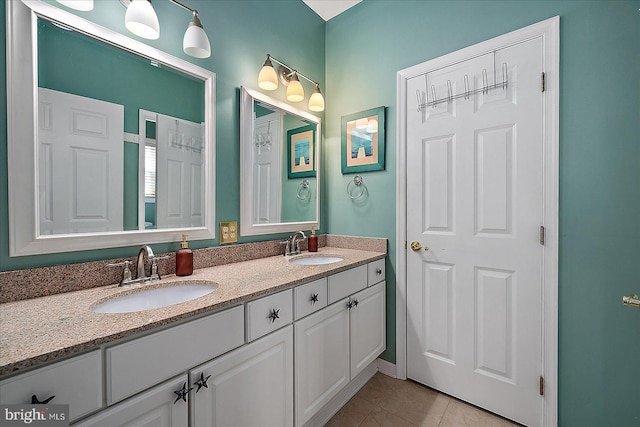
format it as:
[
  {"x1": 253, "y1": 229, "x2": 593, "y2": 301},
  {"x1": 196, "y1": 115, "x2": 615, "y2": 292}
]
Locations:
[
  {"x1": 258, "y1": 54, "x2": 325, "y2": 112},
  {"x1": 55, "y1": 0, "x2": 94, "y2": 11},
  {"x1": 122, "y1": 0, "x2": 160, "y2": 40},
  {"x1": 120, "y1": 0, "x2": 211, "y2": 58}
]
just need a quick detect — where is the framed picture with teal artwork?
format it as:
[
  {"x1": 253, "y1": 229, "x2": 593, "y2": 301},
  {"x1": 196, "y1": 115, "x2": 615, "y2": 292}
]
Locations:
[
  {"x1": 287, "y1": 124, "x2": 316, "y2": 179},
  {"x1": 341, "y1": 106, "x2": 385, "y2": 174}
]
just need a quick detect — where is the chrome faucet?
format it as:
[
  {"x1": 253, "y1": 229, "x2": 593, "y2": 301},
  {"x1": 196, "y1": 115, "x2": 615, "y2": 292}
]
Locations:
[
  {"x1": 136, "y1": 245, "x2": 156, "y2": 282},
  {"x1": 290, "y1": 231, "x2": 307, "y2": 255}
]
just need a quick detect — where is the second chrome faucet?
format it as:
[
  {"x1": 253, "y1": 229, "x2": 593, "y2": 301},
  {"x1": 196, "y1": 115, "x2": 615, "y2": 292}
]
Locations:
[{"x1": 282, "y1": 231, "x2": 307, "y2": 256}]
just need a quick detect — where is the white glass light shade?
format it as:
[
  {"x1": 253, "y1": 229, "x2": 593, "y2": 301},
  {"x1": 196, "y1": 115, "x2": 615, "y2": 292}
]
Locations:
[
  {"x1": 183, "y1": 17, "x2": 211, "y2": 58},
  {"x1": 308, "y1": 86, "x2": 325, "y2": 112},
  {"x1": 286, "y1": 75, "x2": 305, "y2": 103},
  {"x1": 56, "y1": 0, "x2": 94, "y2": 11},
  {"x1": 125, "y1": 0, "x2": 160, "y2": 40},
  {"x1": 258, "y1": 59, "x2": 278, "y2": 91}
]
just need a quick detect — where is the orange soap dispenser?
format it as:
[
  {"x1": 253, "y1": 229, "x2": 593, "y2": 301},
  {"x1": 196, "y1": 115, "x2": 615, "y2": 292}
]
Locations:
[
  {"x1": 176, "y1": 234, "x2": 193, "y2": 276},
  {"x1": 308, "y1": 226, "x2": 318, "y2": 252}
]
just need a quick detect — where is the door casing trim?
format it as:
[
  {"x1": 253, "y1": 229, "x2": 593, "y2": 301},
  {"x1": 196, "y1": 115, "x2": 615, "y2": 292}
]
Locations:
[{"x1": 395, "y1": 16, "x2": 559, "y2": 426}]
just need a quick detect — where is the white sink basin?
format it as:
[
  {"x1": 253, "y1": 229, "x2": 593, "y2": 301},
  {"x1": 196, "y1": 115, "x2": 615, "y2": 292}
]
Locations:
[
  {"x1": 92, "y1": 281, "x2": 217, "y2": 313},
  {"x1": 289, "y1": 255, "x2": 344, "y2": 265}
]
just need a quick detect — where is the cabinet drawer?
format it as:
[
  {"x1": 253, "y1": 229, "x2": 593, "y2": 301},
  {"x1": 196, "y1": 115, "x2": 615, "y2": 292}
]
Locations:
[
  {"x1": 246, "y1": 289, "x2": 292, "y2": 342},
  {"x1": 327, "y1": 265, "x2": 367, "y2": 304},
  {"x1": 294, "y1": 278, "x2": 327, "y2": 320},
  {"x1": 73, "y1": 375, "x2": 188, "y2": 427},
  {"x1": 106, "y1": 305, "x2": 244, "y2": 405},
  {"x1": 0, "y1": 350, "x2": 102, "y2": 422},
  {"x1": 367, "y1": 259, "x2": 385, "y2": 286}
]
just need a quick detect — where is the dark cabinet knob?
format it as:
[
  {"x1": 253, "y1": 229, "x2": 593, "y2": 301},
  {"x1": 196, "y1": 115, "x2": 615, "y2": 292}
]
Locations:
[
  {"x1": 194, "y1": 372, "x2": 212, "y2": 393},
  {"x1": 173, "y1": 382, "x2": 193, "y2": 404},
  {"x1": 310, "y1": 293, "x2": 319, "y2": 304},
  {"x1": 376, "y1": 268, "x2": 383, "y2": 275},
  {"x1": 31, "y1": 395, "x2": 55, "y2": 404},
  {"x1": 347, "y1": 300, "x2": 354, "y2": 310},
  {"x1": 353, "y1": 298, "x2": 359, "y2": 307},
  {"x1": 269, "y1": 308, "x2": 280, "y2": 323}
]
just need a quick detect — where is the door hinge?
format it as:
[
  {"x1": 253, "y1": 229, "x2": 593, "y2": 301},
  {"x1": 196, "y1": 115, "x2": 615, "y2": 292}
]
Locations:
[
  {"x1": 541, "y1": 72, "x2": 546, "y2": 92},
  {"x1": 539, "y1": 226, "x2": 545, "y2": 246},
  {"x1": 539, "y1": 376, "x2": 544, "y2": 396}
]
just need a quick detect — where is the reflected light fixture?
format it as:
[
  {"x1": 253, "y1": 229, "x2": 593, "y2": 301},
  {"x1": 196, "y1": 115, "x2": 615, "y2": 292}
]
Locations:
[
  {"x1": 120, "y1": 0, "x2": 211, "y2": 58},
  {"x1": 258, "y1": 54, "x2": 325, "y2": 112},
  {"x1": 56, "y1": 0, "x2": 94, "y2": 11}
]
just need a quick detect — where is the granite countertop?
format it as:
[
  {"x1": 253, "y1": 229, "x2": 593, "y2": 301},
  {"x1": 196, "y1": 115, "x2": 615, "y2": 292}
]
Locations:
[{"x1": 0, "y1": 246, "x2": 385, "y2": 377}]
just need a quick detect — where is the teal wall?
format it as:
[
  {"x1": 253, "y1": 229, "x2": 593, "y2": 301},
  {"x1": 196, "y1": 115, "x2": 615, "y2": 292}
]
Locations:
[
  {"x1": 0, "y1": 0, "x2": 325, "y2": 270},
  {"x1": 324, "y1": 1, "x2": 639, "y2": 426}
]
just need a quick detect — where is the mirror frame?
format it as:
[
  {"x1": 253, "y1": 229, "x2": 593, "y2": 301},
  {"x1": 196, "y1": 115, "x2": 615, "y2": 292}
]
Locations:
[
  {"x1": 7, "y1": 0, "x2": 216, "y2": 256},
  {"x1": 240, "y1": 87, "x2": 320, "y2": 236}
]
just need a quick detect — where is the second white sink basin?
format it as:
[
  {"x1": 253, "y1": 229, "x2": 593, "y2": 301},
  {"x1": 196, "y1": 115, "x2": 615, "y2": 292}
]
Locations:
[
  {"x1": 92, "y1": 281, "x2": 217, "y2": 314},
  {"x1": 289, "y1": 255, "x2": 344, "y2": 265}
]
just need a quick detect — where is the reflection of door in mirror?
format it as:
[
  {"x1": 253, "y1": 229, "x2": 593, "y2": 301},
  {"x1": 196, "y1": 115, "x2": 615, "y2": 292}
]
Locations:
[
  {"x1": 254, "y1": 108, "x2": 282, "y2": 224},
  {"x1": 140, "y1": 111, "x2": 205, "y2": 229},
  {"x1": 38, "y1": 88, "x2": 124, "y2": 235}
]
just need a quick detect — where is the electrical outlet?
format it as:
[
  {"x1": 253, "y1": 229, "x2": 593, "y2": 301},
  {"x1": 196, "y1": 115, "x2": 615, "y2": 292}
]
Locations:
[{"x1": 219, "y1": 221, "x2": 238, "y2": 244}]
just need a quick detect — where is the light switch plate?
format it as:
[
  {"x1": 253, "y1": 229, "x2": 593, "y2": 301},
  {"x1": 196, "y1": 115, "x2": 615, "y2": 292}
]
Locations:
[{"x1": 219, "y1": 221, "x2": 238, "y2": 244}]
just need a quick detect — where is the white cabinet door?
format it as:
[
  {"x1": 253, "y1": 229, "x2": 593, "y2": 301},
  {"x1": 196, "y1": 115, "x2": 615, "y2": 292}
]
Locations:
[
  {"x1": 294, "y1": 298, "x2": 350, "y2": 427},
  {"x1": 191, "y1": 326, "x2": 293, "y2": 427},
  {"x1": 0, "y1": 350, "x2": 102, "y2": 423},
  {"x1": 350, "y1": 281, "x2": 386, "y2": 379},
  {"x1": 73, "y1": 376, "x2": 188, "y2": 427}
]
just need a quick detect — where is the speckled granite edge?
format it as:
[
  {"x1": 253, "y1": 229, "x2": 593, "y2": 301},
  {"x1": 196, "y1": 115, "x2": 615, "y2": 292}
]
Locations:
[
  {"x1": 0, "y1": 245, "x2": 386, "y2": 376},
  {"x1": 0, "y1": 234, "x2": 390, "y2": 304},
  {"x1": 326, "y1": 234, "x2": 387, "y2": 253}
]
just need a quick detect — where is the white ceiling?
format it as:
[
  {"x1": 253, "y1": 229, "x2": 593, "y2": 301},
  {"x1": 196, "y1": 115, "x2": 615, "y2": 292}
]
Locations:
[{"x1": 302, "y1": 0, "x2": 362, "y2": 21}]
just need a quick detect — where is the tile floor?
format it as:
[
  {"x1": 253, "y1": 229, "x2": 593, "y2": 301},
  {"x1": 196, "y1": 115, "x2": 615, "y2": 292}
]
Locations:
[{"x1": 326, "y1": 373, "x2": 519, "y2": 427}]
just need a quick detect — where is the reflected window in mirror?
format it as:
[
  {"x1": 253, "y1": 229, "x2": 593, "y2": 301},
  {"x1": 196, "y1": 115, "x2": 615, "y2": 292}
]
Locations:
[
  {"x1": 7, "y1": 0, "x2": 215, "y2": 256},
  {"x1": 37, "y1": 18, "x2": 205, "y2": 234}
]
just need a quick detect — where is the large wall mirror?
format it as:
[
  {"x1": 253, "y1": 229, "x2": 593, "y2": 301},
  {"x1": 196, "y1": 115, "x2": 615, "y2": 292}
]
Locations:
[
  {"x1": 240, "y1": 87, "x2": 320, "y2": 236},
  {"x1": 7, "y1": 0, "x2": 216, "y2": 256}
]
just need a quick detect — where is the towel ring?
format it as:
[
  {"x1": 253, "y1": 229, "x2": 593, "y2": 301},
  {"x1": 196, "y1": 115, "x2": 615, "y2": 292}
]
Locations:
[
  {"x1": 347, "y1": 175, "x2": 366, "y2": 200},
  {"x1": 297, "y1": 179, "x2": 311, "y2": 201}
]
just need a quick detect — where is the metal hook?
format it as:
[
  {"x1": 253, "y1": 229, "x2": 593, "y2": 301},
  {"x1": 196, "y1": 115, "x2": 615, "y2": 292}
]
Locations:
[
  {"x1": 502, "y1": 62, "x2": 508, "y2": 89},
  {"x1": 464, "y1": 75, "x2": 470, "y2": 100},
  {"x1": 482, "y1": 69, "x2": 489, "y2": 94},
  {"x1": 430, "y1": 85, "x2": 438, "y2": 108}
]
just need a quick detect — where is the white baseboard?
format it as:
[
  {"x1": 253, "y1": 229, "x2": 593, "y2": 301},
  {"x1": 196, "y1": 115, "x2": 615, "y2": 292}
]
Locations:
[
  {"x1": 302, "y1": 361, "x2": 378, "y2": 427},
  {"x1": 376, "y1": 358, "x2": 397, "y2": 378}
]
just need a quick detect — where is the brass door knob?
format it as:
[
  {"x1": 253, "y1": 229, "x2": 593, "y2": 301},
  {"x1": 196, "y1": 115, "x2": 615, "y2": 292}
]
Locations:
[{"x1": 410, "y1": 241, "x2": 429, "y2": 252}]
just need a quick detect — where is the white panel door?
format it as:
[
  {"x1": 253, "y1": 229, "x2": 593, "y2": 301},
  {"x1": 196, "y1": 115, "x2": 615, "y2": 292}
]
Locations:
[
  {"x1": 191, "y1": 326, "x2": 293, "y2": 427},
  {"x1": 294, "y1": 298, "x2": 350, "y2": 427},
  {"x1": 156, "y1": 113, "x2": 204, "y2": 228},
  {"x1": 253, "y1": 112, "x2": 282, "y2": 224},
  {"x1": 38, "y1": 88, "x2": 123, "y2": 234},
  {"x1": 406, "y1": 38, "x2": 544, "y2": 426}
]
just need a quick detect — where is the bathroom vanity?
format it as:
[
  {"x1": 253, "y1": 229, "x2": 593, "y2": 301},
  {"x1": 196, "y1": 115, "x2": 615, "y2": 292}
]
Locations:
[{"x1": 0, "y1": 247, "x2": 386, "y2": 427}]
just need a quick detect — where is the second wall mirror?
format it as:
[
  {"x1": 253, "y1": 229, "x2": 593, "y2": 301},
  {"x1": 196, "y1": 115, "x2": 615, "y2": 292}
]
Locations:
[{"x1": 240, "y1": 87, "x2": 320, "y2": 236}]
